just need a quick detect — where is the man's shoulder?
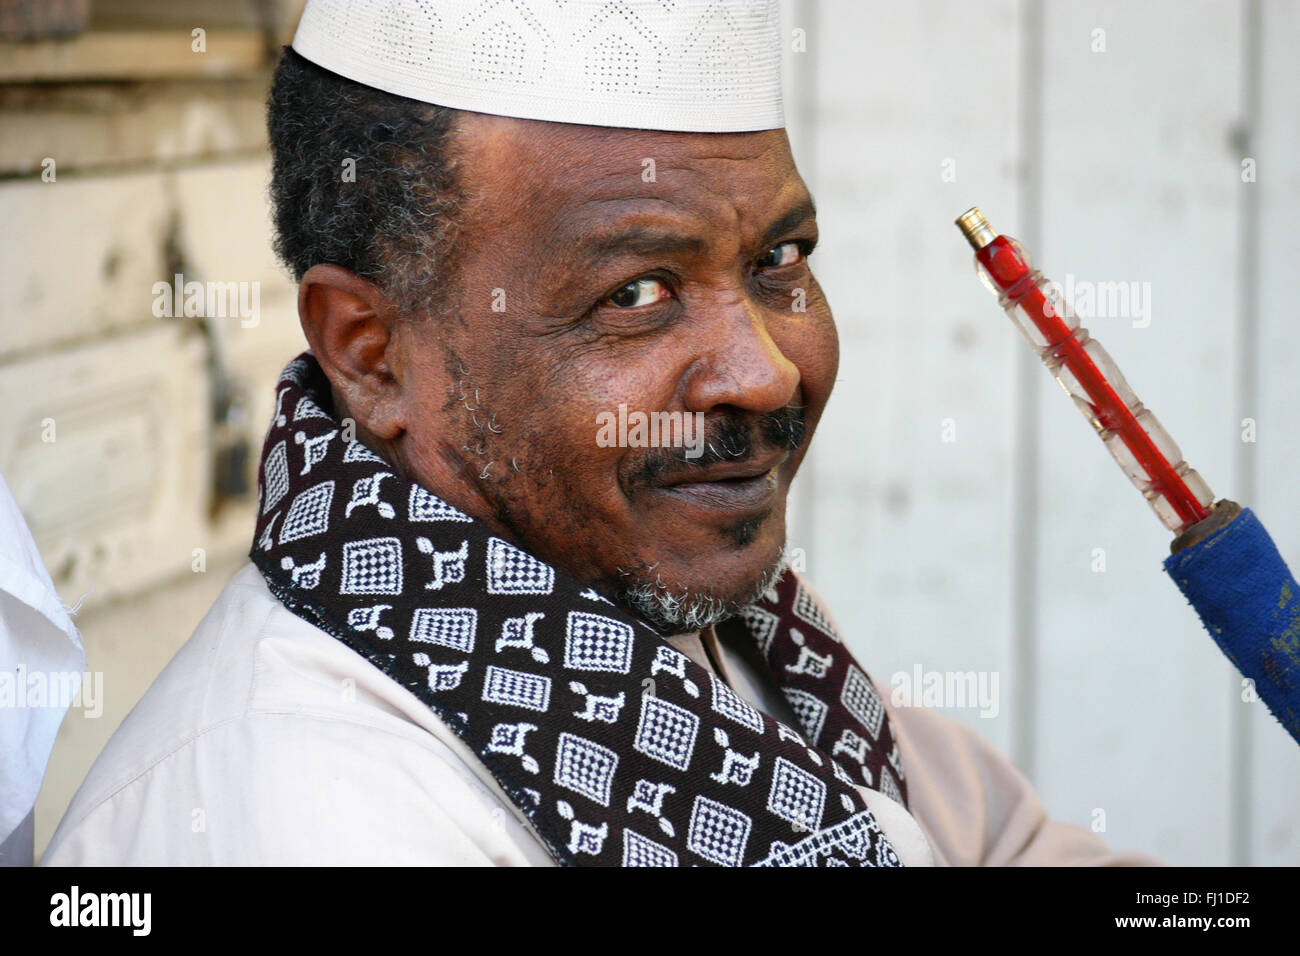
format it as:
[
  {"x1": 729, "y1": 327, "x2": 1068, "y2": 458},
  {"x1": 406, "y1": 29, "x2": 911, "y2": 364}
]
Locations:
[
  {"x1": 45, "y1": 565, "x2": 275, "y2": 833},
  {"x1": 44, "y1": 562, "x2": 472, "y2": 862},
  {"x1": 88, "y1": 562, "x2": 309, "y2": 756}
]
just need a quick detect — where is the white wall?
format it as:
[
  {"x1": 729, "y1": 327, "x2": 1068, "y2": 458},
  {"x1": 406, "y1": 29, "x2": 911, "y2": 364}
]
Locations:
[{"x1": 782, "y1": 0, "x2": 1300, "y2": 865}]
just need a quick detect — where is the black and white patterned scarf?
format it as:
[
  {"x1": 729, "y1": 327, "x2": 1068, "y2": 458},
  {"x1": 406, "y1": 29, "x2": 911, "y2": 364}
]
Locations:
[{"x1": 250, "y1": 354, "x2": 910, "y2": 867}]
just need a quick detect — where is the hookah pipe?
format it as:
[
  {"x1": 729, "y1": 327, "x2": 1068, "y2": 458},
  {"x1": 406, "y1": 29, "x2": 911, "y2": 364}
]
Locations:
[{"x1": 956, "y1": 207, "x2": 1300, "y2": 745}]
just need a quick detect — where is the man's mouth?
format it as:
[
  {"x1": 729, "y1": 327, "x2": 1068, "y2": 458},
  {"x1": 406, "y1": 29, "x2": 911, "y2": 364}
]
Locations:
[{"x1": 649, "y1": 450, "x2": 788, "y2": 511}]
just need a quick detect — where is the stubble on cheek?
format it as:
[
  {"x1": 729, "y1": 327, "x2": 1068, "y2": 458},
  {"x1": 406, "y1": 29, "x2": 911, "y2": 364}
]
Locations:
[
  {"x1": 434, "y1": 349, "x2": 615, "y2": 570},
  {"x1": 410, "y1": 333, "x2": 796, "y2": 615}
]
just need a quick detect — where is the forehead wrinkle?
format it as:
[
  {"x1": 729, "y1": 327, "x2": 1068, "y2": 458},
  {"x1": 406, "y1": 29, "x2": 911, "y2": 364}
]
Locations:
[{"x1": 463, "y1": 116, "x2": 792, "y2": 203}]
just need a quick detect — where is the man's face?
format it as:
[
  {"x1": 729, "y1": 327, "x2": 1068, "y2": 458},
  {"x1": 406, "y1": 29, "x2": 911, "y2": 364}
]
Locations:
[{"x1": 387, "y1": 115, "x2": 838, "y2": 630}]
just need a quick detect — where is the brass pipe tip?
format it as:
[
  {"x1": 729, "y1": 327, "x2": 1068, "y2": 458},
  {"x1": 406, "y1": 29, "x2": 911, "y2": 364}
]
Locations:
[{"x1": 955, "y1": 206, "x2": 996, "y2": 249}]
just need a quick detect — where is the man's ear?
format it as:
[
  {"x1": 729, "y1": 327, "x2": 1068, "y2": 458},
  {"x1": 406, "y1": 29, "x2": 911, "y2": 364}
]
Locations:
[{"x1": 297, "y1": 264, "x2": 406, "y2": 441}]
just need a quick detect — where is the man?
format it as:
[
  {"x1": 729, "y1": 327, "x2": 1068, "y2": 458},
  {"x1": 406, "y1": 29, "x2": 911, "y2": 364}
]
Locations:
[{"x1": 45, "y1": 0, "x2": 1154, "y2": 866}]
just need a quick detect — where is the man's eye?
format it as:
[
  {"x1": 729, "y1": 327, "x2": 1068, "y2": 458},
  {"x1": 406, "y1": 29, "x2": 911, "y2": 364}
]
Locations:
[
  {"x1": 756, "y1": 240, "x2": 805, "y2": 270},
  {"x1": 607, "y1": 277, "x2": 671, "y2": 309}
]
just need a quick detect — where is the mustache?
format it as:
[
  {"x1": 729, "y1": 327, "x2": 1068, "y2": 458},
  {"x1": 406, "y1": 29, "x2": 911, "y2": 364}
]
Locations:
[{"x1": 628, "y1": 405, "x2": 807, "y2": 487}]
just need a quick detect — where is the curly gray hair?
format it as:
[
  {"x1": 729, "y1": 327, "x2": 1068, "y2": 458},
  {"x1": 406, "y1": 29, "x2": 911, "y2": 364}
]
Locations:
[{"x1": 267, "y1": 47, "x2": 464, "y2": 317}]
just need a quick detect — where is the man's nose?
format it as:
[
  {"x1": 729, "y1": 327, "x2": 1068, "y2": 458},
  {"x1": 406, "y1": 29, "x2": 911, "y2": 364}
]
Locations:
[{"x1": 681, "y1": 299, "x2": 800, "y2": 415}]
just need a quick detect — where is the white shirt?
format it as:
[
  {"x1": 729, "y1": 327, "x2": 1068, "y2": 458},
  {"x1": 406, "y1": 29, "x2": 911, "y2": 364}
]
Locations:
[
  {"x1": 0, "y1": 471, "x2": 84, "y2": 866},
  {"x1": 43, "y1": 563, "x2": 1158, "y2": 866}
]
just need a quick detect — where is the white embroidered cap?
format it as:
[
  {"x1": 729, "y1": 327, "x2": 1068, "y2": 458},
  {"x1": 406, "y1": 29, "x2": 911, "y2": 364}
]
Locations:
[{"x1": 291, "y1": 0, "x2": 785, "y2": 133}]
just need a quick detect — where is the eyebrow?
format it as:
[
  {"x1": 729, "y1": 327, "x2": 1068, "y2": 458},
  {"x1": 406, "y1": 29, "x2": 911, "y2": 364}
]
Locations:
[
  {"x1": 573, "y1": 229, "x2": 707, "y2": 269},
  {"x1": 569, "y1": 196, "x2": 819, "y2": 274},
  {"x1": 757, "y1": 197, "x2": 818, "y2": 251}
]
